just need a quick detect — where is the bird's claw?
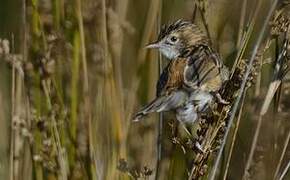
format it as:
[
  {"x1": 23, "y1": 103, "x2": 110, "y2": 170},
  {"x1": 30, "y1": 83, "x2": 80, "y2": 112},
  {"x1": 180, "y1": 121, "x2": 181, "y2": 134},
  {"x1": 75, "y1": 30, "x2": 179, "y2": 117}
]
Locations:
[{"x1": 195, "y1": 142, "x2": 205, "y2": 154}]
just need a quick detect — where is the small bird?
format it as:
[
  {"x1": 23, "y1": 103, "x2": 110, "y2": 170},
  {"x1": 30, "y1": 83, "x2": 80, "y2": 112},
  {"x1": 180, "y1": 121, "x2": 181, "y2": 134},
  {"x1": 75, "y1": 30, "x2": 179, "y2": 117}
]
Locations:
[{"x1": 133, "y1": 19, "x2": 229, "y2": 123}]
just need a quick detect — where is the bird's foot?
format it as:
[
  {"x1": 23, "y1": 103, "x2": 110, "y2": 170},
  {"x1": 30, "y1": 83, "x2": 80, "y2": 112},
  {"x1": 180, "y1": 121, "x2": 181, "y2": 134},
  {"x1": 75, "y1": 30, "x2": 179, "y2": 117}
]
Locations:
[{"x1": 195, "y1": 141, "x2": 205, "y2": 154}]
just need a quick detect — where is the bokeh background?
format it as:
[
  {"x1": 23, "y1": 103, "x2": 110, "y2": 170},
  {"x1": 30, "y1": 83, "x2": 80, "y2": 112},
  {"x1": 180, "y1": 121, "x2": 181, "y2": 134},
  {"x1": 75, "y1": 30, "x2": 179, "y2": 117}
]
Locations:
[{"x1": 0, "y1": 0, "x2": 290, "y2": 179}]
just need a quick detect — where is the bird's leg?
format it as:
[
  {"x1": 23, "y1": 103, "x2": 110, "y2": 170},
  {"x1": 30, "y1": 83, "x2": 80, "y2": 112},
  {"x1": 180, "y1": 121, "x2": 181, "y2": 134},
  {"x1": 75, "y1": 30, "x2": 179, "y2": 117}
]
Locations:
[{"x1": 214, "y1": 92, "x2": 229, "y2": 105}]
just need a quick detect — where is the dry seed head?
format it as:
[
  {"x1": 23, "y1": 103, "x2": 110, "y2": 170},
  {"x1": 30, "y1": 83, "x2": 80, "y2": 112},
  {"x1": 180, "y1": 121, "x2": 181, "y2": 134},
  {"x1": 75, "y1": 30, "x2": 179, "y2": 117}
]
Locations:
[{"x1": 270, "y1": 10, "x2": 290, "y2": 36}]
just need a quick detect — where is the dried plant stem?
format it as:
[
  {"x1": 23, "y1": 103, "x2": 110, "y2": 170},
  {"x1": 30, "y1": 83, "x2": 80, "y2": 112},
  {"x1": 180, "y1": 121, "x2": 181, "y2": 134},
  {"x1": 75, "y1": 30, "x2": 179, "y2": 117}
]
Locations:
[
  {"x1": 52, "y1": 116, "x2": 68, "y2": 180},
  {"x1": 230, "y1": 0, "x2": 262, "y2": 77},
  {"x1": 22, "y1": 98, "x2": 32, "y2": 180},
  {"x1": 222, "y1": 92, "x2": 246, "y2": 180},
  {"x1": 109, "y1": 4, "x2": 130, "y2": 163},
  {"x1": 29, "y1": 1, "x2": 45, "y2": 179},
  {"x1": 9, "y1": 49, "x2": 16, "y2": 180},
  {"x1": 14, "y1": 69, "x2": 24, "y2": 180},
  {"x1": 274, "y1": 131, "x2": 290, "y2": 179},
  {"x1": 236, "y1": 0, "x2": 247, "y2": 48},
  {"x1": 155, "y1": 5, "x2": 163, "y2": 179},
  {"x1": 114, "y1": 0, "x2": 129, "y2": 111},
  {"x1": 75, "y1": 0, "x2": 95, "y2": 178},
  {"x1": 254, "y1": 60, "x2": 262, "y2": 97},
  {"x1": 243, "y1": 115, "x2": 264, "y2": 178},
  {"x1": 155, "y1": 113, "x2": 163, "y2": 180},
  {"x1": 136, "y1": 0, "x2": 161, "y2": 65},
  {"x1": 278, "y1": 160, "x2": 290, "y2": 180},
  {"x1": 244, "y1": 30, "x2": 285, "y2": 180},
  {"x1": 125, "y1": 0, "x2": 161, "y2": 137},
  {"x1": 191, "y1": 3, "x2": 197, "y2": 23},
  {"x1": 210, "y1": 1, "x2": 278, "y2": 179},
  {"x1": 21, "y1": 5, "x2": 29, "y2": 179},
  {"x1": 76, "y1": 0, "x2": 89, "y2": 91},
  {"x1": 96, "y1": 0, "x2": 126, "y2": 178},
  {"x1": 188, "y1": 108, "x2": 229, "y2": 180}
]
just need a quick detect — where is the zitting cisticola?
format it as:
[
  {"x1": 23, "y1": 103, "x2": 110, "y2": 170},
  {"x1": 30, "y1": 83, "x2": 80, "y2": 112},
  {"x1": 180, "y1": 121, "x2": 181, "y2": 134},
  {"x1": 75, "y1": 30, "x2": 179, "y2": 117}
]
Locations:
[{"x1": 133, "y1": 20, "x2": 229, "y2": 123}]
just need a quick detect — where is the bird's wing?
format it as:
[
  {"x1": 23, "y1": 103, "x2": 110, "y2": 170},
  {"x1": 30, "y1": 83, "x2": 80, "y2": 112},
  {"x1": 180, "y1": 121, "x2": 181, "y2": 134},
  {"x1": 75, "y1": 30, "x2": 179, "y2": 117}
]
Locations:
[
  {"x1": 156, "y1": 61, "x2": 171, "y2": 97},
  {"x1": 133, "y1": 90, "x2": 188, "y2": 121},
  {"x1": 183, "y1": 46, "x2": 227, "y2": 92},
  {"x1": 156, "y1": 58, "x2": 187, "y2": 96}
]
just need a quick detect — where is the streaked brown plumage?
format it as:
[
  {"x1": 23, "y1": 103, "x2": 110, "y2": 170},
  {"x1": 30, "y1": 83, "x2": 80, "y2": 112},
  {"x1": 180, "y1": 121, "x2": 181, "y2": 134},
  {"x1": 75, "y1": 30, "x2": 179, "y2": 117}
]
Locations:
[
  {"x1": 158, "y1": 58, "x2": 187, "y2": 96},
  {"x1": 133, "y1": 19, "x2": 228, "y2": 123}
]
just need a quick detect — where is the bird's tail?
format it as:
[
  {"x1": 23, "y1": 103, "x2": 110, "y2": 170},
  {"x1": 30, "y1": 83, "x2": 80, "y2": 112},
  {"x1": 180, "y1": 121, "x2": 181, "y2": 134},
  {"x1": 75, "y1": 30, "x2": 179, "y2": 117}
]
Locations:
[{"x1": 132, "y1": 91, "x2": 187, "y2": 122}]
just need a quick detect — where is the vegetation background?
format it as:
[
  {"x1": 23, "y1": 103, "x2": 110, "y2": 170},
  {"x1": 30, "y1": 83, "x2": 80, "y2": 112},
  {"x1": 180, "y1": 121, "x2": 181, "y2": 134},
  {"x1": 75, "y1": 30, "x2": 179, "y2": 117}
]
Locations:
[{"x1": 0, "y1": 0, "x2": 290, "y2": 179}]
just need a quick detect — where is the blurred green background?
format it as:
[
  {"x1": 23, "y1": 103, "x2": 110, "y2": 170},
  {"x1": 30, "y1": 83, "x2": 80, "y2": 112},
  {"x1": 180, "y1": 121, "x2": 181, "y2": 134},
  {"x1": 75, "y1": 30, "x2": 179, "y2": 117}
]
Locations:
[{"x1": 0, "y1": 0, "x2": 290, "y2": 179}]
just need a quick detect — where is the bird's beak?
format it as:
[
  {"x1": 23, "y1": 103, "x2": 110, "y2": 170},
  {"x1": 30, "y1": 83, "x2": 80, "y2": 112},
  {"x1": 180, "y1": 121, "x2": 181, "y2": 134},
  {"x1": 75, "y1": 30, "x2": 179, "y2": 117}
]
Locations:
[{"x1": 145, "y1": 42, "x2": 160, "y2": 49}]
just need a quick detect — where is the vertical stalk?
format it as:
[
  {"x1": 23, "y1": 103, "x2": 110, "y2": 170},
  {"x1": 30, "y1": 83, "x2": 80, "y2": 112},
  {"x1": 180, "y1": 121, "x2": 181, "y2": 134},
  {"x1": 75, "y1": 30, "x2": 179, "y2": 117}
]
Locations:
[
  {"x1": 52, "y1": 0, "x2": 62, "y2": 30},
  {"x1": 9, "y1": 37, "x2": 16, "y2": 180},
  {"x1": 274, "y1": 131, "x2": 290, "y2": 179},
  {"x1": 75, "y1": 0, "x2": 94, "y2": 178},
  {"x1": 70, "y1": 31, "x2": 80, "y2": 167},
  {"x1": 241, "y1": 1, "x2": 279, "y2": 178},
  {"x1": 210, "y1": 1, "x2": 278, "y2": 179},
  {"x1": 236, "y1": 0, "x2": 247, "y2": 48},
  {"x1": 222, "y1": 92, "x2": 246, "y2": 180},
  {"x1": 13, "y1": 63, "x2": 23, "y2": 180},
  {"x1": 278, "y1": 160, "x2": 290, "y2": 180},
  {"x1": 155, "y1": 1, "x2": 162, "y2": 179}
]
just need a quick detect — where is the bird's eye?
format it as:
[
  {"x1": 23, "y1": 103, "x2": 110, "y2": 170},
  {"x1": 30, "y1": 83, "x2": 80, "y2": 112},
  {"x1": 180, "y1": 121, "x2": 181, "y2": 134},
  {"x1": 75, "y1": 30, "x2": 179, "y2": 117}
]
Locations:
[{"x1": 169, "y1": 36, "x2": 178, "y2": 43}]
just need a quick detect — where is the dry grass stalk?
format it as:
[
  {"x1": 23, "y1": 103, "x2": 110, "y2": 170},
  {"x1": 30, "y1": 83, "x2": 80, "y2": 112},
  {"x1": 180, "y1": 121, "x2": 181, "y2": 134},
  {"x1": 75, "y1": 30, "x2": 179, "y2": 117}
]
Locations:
[
  {"x1": 222, "y1": 92, "x2": 246, "y2": 180},
  {"x1": 274, "y1": 131, "x2": 290, "y2": 179}
]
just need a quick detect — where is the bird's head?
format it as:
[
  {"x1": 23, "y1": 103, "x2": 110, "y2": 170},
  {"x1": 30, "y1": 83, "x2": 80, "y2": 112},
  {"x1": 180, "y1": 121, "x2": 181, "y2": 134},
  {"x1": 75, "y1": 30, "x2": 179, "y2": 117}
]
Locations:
[{"x1": 146, "y1": 19, "x2": 208, "y2": 59}]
